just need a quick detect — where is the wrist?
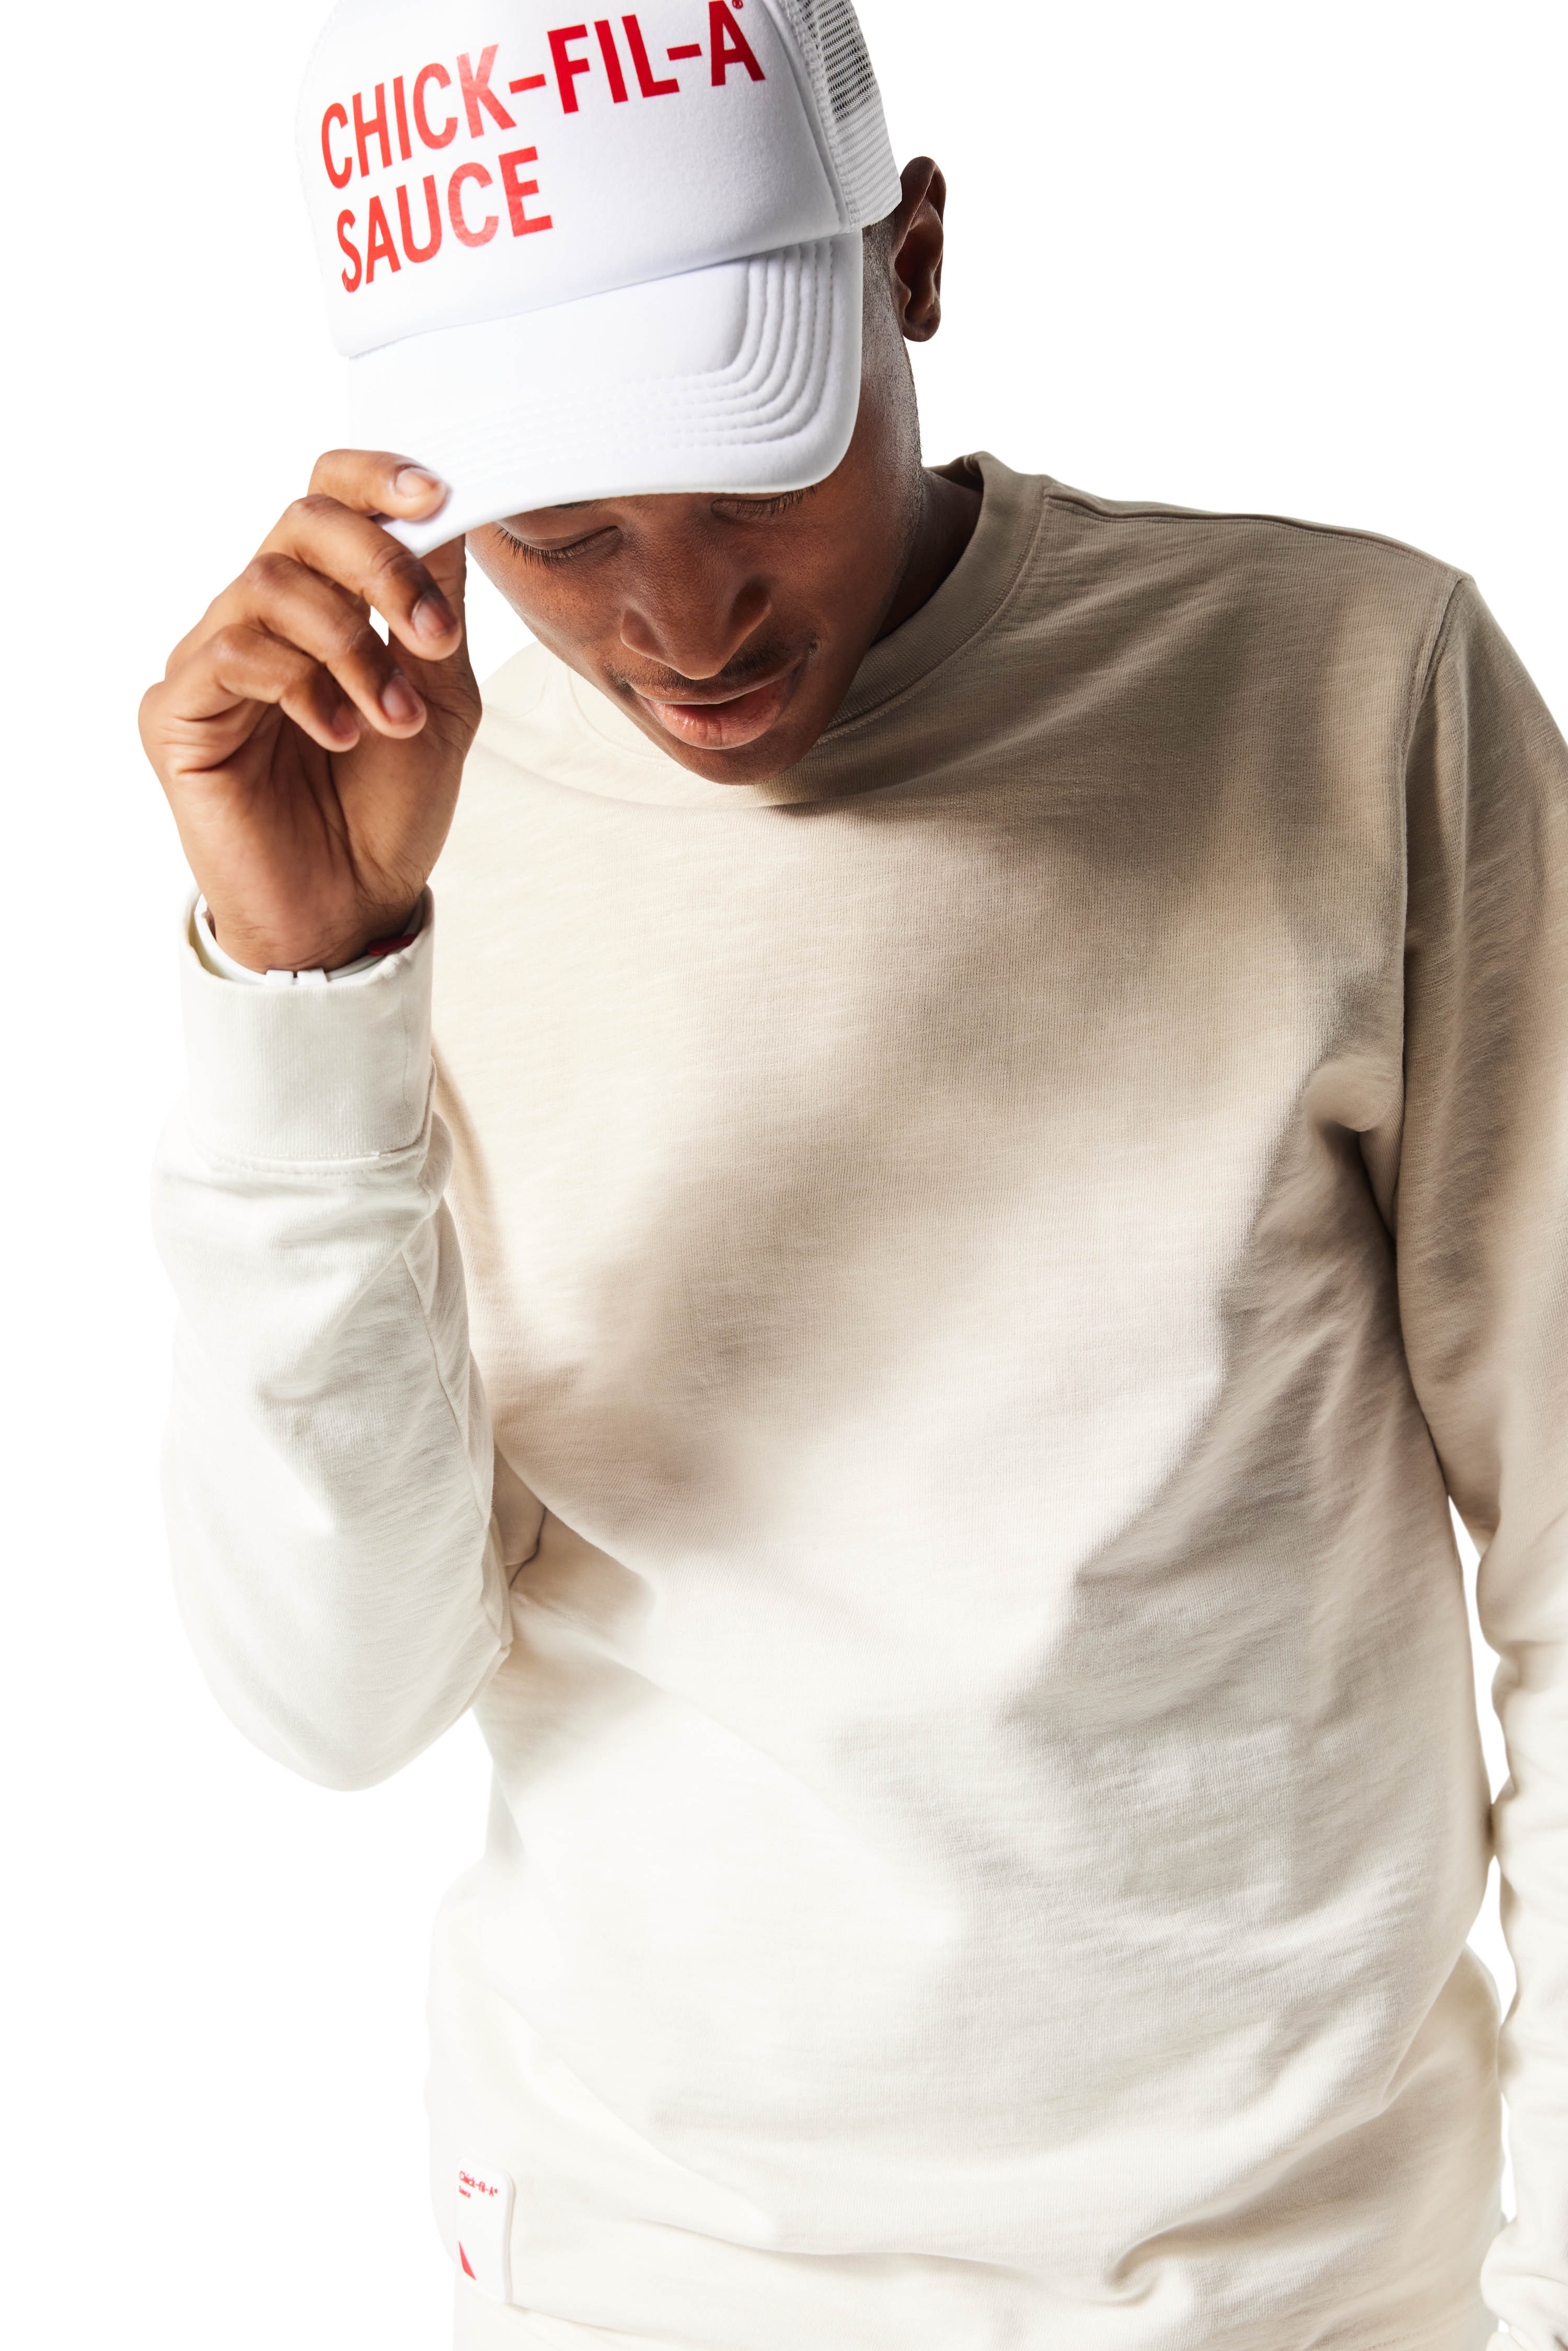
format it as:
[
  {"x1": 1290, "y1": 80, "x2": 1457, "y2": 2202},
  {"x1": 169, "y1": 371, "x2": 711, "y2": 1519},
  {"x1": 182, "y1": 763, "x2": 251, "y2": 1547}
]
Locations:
[{"x1": 203, "y1": 900, "x2": 424, "y2": 976}]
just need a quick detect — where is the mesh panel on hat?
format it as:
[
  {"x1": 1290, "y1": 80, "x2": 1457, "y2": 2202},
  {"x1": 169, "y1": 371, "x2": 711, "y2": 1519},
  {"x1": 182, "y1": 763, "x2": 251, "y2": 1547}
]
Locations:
[{"x1": 776, "y1": 0, "x2": 903, "y2": 224}]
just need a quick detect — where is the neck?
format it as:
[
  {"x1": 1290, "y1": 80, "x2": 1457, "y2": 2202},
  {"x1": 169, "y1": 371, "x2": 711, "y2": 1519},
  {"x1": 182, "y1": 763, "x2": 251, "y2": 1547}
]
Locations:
[{"x1": 875, "y1": 462, "x2": 983, "y2": 642}]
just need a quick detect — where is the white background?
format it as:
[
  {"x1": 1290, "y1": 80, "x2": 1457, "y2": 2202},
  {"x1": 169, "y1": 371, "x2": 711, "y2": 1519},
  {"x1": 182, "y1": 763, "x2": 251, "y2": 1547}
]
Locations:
[{"x1": 2, "y1": 0, "x2": 1560, "y2": 2342}]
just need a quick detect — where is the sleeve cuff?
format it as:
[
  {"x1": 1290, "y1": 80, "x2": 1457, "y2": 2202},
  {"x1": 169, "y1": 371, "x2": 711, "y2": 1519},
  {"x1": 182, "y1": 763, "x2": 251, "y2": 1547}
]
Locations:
[
  {"x1": 178, "y1": 888, "x2": 435, "y2": 1162},
  {"x1": 191, "y1": 896, "x2": 424, "y2": 986}
]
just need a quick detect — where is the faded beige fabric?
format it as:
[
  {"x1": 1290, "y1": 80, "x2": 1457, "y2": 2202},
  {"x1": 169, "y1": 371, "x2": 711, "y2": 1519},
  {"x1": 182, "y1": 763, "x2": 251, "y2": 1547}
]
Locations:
[{"x1": 157, "y1": 454, "x2": 1568, "y2": 2351}]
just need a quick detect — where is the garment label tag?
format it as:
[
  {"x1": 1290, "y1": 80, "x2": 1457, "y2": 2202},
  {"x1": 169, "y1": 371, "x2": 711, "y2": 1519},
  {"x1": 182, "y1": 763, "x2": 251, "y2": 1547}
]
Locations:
[{"x1": 455, "y1": 2160, "x2": 514, "y2": 2303}]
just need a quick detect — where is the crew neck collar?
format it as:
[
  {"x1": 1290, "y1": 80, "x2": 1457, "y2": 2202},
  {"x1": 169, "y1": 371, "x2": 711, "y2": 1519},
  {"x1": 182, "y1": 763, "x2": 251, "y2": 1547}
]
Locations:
[
  {"x1": 817, "y1": 453, "x2": 1043, "y2": 740},
  {"x1": 553, "y1": 453, "x2": 1046, "y2": 811}
]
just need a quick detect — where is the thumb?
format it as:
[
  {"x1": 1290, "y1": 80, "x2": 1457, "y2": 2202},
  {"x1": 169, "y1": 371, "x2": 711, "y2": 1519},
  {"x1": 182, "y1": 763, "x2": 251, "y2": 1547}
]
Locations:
[
  {"x1": 423, "y1": 533, "x2": 469, "y2": 617},
  {"x1": 399, "y1": 531, "x2": 478, "y2": 717}
]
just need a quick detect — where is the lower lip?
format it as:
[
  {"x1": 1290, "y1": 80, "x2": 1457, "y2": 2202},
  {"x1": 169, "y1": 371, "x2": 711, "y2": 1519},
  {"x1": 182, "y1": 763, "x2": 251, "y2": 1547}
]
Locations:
[{"x1": 640, "y1": 665, "x2": 800, "y2": 750}]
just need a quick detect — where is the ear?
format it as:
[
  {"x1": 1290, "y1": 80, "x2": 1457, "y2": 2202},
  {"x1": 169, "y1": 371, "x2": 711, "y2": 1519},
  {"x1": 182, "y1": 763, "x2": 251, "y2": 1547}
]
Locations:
[{"x1": 885, "y1": 156, "x2": 949, "y2": 345}]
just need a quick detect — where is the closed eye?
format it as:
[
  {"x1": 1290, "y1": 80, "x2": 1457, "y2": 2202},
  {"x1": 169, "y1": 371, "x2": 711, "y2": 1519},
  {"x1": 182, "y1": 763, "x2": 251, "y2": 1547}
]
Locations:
[
  {"x1": 711, "y1": 491, "x2": 809, "y2": 520},
  {"x1": 491, "y1": 522, "x2": 614, "y2": 566},
  {"x1": 491, "y1": 486, "x2": 810, "y2": 563}
]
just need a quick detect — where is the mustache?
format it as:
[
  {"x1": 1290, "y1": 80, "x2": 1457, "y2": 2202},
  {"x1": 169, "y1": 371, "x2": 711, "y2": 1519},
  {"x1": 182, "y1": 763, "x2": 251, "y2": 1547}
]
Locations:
[{"x1": 605, "y1": 640, "x2": 806, "y2": 701}]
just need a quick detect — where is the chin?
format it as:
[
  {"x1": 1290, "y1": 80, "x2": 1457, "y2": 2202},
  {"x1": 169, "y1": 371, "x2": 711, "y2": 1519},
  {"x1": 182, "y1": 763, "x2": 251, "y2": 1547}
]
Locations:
[{"x1": 662, "y1": 728, "x2": 814, "y2": 785}]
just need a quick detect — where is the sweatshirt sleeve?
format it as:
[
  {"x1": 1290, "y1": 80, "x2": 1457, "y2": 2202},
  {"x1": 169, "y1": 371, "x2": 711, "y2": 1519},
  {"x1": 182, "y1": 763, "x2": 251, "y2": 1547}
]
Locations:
[
  {"x1": 150, "y1": 892, "x2": 514, "y2": 1791},
  {"x1": 1382, "y1": 577, "x2": 1568, "y2": 2351}
]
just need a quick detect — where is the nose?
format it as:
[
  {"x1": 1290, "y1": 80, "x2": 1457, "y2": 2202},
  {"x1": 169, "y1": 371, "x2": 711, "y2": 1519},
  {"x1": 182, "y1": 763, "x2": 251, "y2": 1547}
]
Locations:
[{"x1": 618, "y1": 557, "x2": 773, "y2": 681}]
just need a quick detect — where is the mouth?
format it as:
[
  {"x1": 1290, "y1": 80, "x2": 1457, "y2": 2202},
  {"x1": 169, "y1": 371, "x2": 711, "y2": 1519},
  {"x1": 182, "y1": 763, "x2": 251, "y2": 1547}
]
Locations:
[{"x1": 635, "y1": 659, "x2": 803, "y2": 751}]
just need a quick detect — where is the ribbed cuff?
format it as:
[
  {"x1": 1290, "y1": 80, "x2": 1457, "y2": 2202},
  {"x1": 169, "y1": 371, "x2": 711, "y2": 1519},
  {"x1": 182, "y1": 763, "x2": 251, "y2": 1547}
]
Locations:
[{"x1": 178, "y1": 889, "x2": 436, "y2": 1162}]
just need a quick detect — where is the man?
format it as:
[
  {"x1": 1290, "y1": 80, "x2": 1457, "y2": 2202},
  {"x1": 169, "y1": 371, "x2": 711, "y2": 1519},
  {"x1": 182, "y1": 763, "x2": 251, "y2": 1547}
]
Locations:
[{"x1": 140, "y1": 2, "x2": 1568, "y2": 2346}]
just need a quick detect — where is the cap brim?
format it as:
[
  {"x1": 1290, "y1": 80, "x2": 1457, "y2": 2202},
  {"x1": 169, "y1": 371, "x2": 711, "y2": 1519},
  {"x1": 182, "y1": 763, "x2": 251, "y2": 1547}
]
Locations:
[{"x1": 349, "y1": 233, "x2": 863, "y2": 555}]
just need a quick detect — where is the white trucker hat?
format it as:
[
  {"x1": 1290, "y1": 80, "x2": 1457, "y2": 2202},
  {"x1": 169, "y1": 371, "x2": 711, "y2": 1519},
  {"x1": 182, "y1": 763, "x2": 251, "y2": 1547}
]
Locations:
[{"x1": 296, "y1": 1, "x2": 902, "y2": 550}]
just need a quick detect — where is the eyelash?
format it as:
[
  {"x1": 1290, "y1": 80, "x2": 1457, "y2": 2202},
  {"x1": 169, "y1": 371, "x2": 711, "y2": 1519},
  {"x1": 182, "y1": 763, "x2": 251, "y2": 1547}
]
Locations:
[
  {"x1": 495, "y1": 491, "x2": 806, "y2": 564},
  {"x1": 732, "y1": 491, "x2": 806, "y2": 517},
  {"x1": 494, "y1": 525, "x2": 586, "y2": 566}
]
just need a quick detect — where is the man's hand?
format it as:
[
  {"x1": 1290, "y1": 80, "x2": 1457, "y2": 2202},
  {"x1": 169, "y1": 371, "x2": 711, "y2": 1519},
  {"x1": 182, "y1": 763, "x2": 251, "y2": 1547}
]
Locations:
[{"x1": 140, "y1": 452, "x2": 480, "y2": 973}]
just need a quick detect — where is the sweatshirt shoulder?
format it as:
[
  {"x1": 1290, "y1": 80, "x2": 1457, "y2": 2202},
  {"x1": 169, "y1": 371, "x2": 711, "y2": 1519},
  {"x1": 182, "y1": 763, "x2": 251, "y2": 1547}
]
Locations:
[{"x1": 1034, "y1": 475, "x2": 1466, "y2": 655}]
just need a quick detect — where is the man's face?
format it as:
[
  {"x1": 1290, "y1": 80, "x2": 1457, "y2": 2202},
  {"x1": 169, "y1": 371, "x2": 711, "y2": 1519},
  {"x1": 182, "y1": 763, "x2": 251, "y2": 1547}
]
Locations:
[{"x1": 467, "y1": 167, "x2": 944, "y2": 785}]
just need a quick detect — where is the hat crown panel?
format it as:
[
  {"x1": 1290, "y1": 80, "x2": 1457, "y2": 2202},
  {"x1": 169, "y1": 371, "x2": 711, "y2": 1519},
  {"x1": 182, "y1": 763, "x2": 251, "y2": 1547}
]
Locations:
[{"x1": 297, "y1": 0, "x2": 846, "y2": 358}]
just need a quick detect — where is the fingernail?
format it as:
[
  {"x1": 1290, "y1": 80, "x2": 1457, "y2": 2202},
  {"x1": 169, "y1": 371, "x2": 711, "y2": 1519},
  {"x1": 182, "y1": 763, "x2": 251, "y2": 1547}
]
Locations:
[
  {"x1": 412, "y1": 590, "x2": 457, "y2": 640},
  {"x1": 381, "y1": 673, "x2": 423, "y2": 724},
  {"x1": 394, "y1": 466, "x2": 443, "y2": 503},
  {"x1": 329, "y1": 701, "x2": 360, "y2": 742}
]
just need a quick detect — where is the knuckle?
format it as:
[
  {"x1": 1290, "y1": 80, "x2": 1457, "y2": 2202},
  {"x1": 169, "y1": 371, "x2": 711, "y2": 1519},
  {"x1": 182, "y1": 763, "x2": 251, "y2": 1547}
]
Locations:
[
  {"x1": 330, "y1": 612, "x2": 385, "y2": 666},
  {"x1": 366, "y1": 541, "x2": 429, "y2": 605},
  {"x1": 289, "y1": 492, "x2": 339, "y2": 533},
  {"x1": 207, "y1": 621, "x2": 248, "y2": 665},
  {"x1": 240, "y1": 550, "x2": 291, "y2": 598}
]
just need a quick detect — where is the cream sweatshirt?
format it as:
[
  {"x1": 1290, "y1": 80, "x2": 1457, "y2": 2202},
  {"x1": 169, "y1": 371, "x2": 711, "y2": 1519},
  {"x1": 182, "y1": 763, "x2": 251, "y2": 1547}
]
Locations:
[{"x1": 153, "y1": 456, "x2": 1568, "y2": 2351}]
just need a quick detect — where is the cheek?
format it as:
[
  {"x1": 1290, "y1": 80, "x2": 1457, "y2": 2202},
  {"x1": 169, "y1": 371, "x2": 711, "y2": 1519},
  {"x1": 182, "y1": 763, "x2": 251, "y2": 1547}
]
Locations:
[
  {"x1": 517, "y1": 607, "x2": 617, "y2": 685},
  {"x1": 473, "y1": 542, "x2": 604, "y2": 650},
  {"x1": 798, "y1": 505, "x2": 908, "y2": 619}
]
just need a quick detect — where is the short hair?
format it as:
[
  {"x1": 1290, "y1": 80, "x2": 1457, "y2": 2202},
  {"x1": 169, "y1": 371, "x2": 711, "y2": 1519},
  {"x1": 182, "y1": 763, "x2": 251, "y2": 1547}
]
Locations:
[{"x1": 862, "y1": 212, "x2": 897, "y2": 263}]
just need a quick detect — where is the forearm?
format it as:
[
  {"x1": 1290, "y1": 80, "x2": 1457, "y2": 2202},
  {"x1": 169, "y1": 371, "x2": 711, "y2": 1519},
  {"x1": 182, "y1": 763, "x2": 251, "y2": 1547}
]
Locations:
[{"x1": 152, "y1": 896, "x2": 511, "y2": 1789}]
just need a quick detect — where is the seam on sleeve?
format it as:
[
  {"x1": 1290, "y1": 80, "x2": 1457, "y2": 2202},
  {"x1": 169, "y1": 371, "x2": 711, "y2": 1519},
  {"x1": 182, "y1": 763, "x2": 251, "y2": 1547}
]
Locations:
[
  {"x1": 1400, "y1": 572, "x2": 1470, "y2": 764},
  {"x1": 178, "y1": 1120, "x2": 435, "y2": 1179},
  {"x1": 1363, "y1": 578, "x2": 1472, "y2": 1240},
  {"x1": 397, "y1": 1239, "x2": 494, "y2": 1528}
]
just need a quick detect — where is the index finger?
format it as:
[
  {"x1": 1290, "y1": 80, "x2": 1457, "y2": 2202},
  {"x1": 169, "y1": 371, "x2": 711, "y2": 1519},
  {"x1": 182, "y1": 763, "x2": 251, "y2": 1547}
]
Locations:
[
  {"x1": 307, "y1": 447, "x2": 449, "y2": 528},
  {"x1": 258, "y1": 498, "x2": 463, "y2": 664}
]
